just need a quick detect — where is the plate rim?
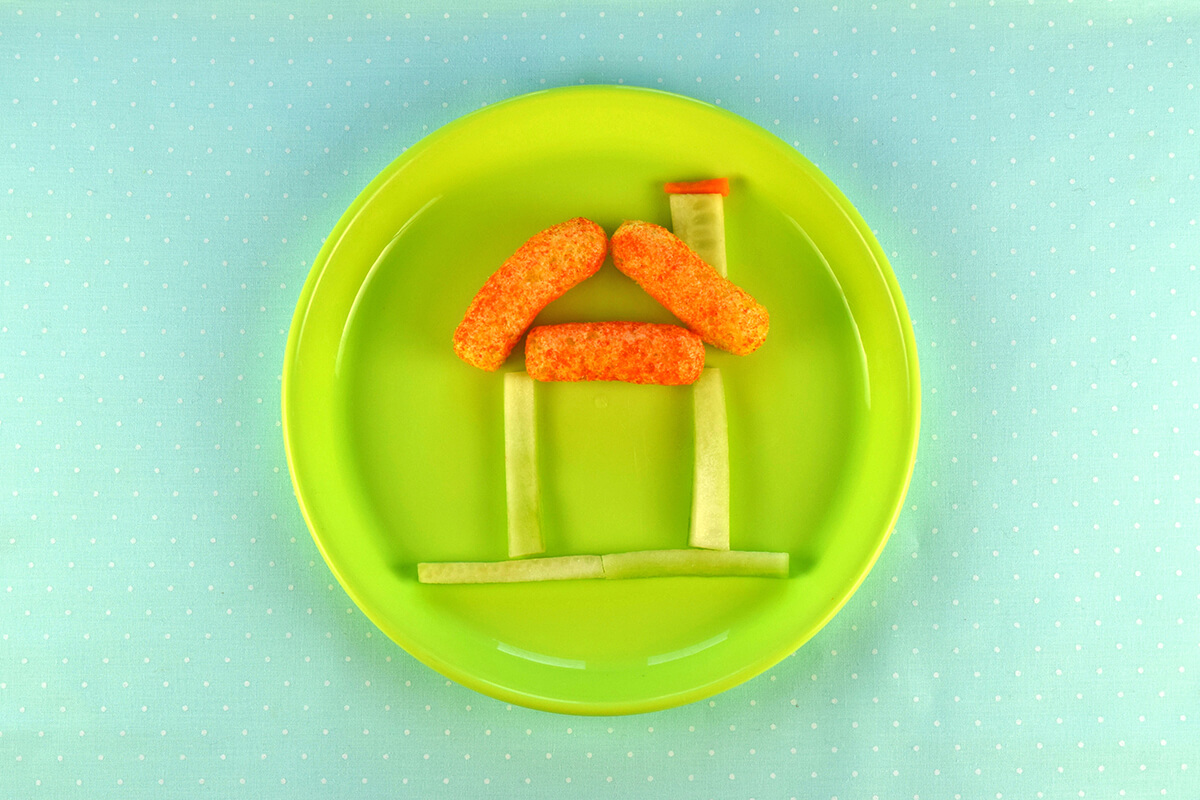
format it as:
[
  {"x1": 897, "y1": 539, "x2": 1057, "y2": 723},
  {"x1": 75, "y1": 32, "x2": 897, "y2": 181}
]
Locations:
[{"x1": 281, "y1": 84, "x2": 921, "y2": 715}]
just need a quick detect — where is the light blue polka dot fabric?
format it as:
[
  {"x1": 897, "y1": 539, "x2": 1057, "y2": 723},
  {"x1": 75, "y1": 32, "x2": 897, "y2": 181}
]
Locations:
[{"x1": 2, "y1": 3, "x2": 1197, "y2": 797}]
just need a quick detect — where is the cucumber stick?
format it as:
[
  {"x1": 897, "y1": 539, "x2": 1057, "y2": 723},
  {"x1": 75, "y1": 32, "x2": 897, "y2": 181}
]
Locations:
[
  {"x1": 505, "y1": 372, "x2": 543, "y2": 557},
  {"x1": 418, "y1": 551, "x2": 787, "y2": 583},
  {"x1": 669, "y1": 193, "x2": 727, "y2": 276},
  {"x1": 689, "y1": 368, "x2": 730, "y2": 550},
  {"x1": 602, "y1": 550, "x2": 788, "y2": 580},
  {"x1": 418, "y1": 555, "x2": 603, "y2": 584}
]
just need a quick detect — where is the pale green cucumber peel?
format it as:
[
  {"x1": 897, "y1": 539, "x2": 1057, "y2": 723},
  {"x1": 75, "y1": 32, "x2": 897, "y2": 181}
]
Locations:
[
  {"x1": 669, "y1": 193, "x2": 727, "y2": 276},
  {"x1": 689, "y1": 368, "x2": 731, "y2": 550},
  {"x1": 418, "y1": 555, "x2": 603, "y2": 584},
  {"x1": 418, "y1": 550, "x2": 787, "y2": 583},
  {"x1": 601, "y1": 549, "x2": 788, "y2": 579},
  {"x1": 505, "y1": 372, "x2": 543, "y2": 558}
]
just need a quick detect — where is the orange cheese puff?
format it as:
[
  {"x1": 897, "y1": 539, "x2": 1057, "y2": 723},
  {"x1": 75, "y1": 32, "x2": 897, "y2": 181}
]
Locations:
[
  {"x1": 525, "y1": 322, "x2": 705, "y2": 385},
  {"x1": 453, "y1": 218, "x2": 608, "y2": 371},
  {"x1": 609, "y1": 221, "x2": 769, "y2": 356}
]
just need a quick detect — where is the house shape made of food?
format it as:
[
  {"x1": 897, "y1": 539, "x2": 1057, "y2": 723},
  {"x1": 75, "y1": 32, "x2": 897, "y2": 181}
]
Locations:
[{"x1": 419, "y1": 183, "x2": 789, "y2": 584}]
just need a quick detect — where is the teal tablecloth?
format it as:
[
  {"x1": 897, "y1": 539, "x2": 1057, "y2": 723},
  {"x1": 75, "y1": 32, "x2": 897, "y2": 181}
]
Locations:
[{"x1": 2, "y1": 3, "x2": 1197, "y2": 797}]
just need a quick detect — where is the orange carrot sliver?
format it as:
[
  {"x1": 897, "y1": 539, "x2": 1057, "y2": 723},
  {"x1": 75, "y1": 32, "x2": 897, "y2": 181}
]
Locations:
[{"x1": 663, "y1": 178, "x2": 730, "y2": 196}]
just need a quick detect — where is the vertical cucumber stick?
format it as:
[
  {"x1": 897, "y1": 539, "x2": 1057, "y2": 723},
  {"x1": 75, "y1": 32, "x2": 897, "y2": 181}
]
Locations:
[
  {"x1": 669, "y1": 193, "x2": 727, "y2": 276},
  {"x1": 690, "y1": 368, "x2": 731, "y2": 550},
  {"x1": 670, "y1": 189, "x2": 732, "y2": 551},
  {"x1": 505, "y1": 372, "x2": 543, "y2": 557}
]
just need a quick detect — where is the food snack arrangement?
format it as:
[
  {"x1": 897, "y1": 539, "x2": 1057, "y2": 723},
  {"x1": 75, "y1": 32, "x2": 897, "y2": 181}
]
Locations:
[{"x1": 425, "y1": 181, "x2": 783, "y2": 583}]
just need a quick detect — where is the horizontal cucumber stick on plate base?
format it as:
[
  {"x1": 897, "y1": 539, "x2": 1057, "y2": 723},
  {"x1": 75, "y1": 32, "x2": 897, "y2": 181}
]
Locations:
[{"x1": 418, "y1": 550, "x2": 789, "y2": 584}]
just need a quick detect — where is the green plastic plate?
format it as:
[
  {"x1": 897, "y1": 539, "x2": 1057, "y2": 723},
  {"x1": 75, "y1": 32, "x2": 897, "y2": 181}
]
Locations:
[{"x1": 282, "y1": 86, "x2": 919, "y2": 715}]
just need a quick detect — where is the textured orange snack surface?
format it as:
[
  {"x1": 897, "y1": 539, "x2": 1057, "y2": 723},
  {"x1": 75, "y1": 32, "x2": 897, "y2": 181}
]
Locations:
[
  {"x1": 453, "y1": 218, "x2": 608, "y2": 371},
  {"x1": 525, "y1": 322, "x2": 706, "y2": 385},
  {"x1": 609, "y1": 221, "x2": 769, "y2": 356}
]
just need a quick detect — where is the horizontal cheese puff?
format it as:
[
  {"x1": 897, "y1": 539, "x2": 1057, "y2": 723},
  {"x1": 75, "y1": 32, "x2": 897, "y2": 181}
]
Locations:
[{"x1": 525, "y1": 322, "x2": 705, "y2": 385}]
